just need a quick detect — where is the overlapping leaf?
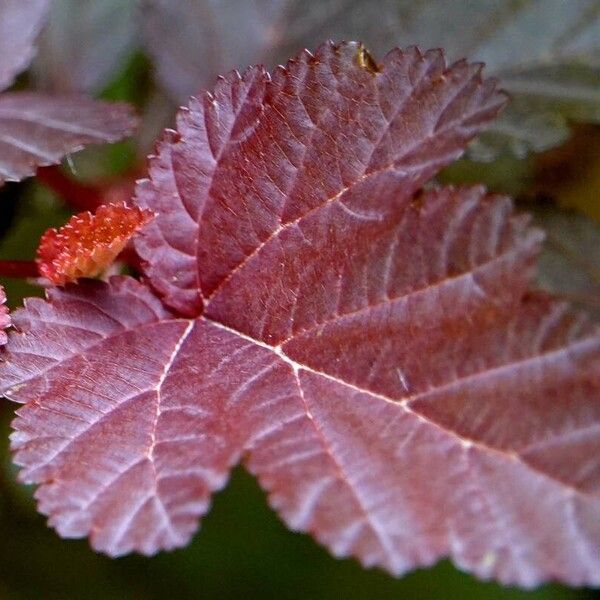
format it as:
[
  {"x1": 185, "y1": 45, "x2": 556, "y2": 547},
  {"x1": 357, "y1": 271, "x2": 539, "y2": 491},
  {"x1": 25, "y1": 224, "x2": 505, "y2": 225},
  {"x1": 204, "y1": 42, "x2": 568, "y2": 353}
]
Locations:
[
  {"x1": 0, "y1": 94, "x2": 136, "y2": 185},
  {"x1": 141, "y1": 0, "x2": 600, "y2": 159},
  {"x1": 0, "y1": 0, "x2": 136, "y2": 186},
  {"x1": 1, "y1": 42, "x2": 600, "y2": 588}
]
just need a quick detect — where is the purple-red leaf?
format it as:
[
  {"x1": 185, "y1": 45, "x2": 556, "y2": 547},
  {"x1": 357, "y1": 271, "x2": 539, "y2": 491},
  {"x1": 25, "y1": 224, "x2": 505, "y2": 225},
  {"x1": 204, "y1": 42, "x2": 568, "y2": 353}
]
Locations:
[
  {"x1": 0, "y1": 0, "x2": 50, "y2": 91},
  {"x1": 0, "y1": 93, "x2": 136, "y2": 185},
  {"x1": 135, "y1": 43, "x2": 504, "y2": 317},
  {"x1": 2, "y1": 43, "x2": 600, "y2": 588}
]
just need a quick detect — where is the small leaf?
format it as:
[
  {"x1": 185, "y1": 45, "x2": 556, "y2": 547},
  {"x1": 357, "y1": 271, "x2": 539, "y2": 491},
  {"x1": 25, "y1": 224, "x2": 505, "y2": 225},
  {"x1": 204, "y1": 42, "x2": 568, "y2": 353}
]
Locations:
[
  {"x1": 36, "y1": 202, "x2": 154, "y2": 285},
  {"x1": 534, "y1": 124, "x2": 600, "y2": 225}
]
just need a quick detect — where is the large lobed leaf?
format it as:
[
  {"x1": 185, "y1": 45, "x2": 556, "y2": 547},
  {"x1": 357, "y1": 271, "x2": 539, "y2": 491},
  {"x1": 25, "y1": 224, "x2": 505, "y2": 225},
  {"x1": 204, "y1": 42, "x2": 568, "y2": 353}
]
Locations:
[
  {"x1": 141, "y1": 0, "x2": 600, "y2": 159},
  {"x1": 1, "y1": 43, "x2": 600, "y2": 588},
  {"x1": 0, "y1": 0, "x2": 136, "y2": 185}
]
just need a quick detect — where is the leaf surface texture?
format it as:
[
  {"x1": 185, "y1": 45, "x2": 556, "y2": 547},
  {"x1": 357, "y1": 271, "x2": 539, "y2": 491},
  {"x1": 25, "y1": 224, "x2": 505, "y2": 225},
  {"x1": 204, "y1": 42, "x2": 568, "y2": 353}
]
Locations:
[{"x1": 1, "y1": 42, "x2": 600, "y2": 587}]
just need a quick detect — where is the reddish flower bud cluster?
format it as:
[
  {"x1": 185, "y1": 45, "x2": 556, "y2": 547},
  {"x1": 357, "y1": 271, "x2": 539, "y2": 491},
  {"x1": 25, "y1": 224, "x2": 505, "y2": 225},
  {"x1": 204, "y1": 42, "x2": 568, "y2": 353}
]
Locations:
[{"x1": 36, "y1": 203, "x2": 154, "y2": 285}]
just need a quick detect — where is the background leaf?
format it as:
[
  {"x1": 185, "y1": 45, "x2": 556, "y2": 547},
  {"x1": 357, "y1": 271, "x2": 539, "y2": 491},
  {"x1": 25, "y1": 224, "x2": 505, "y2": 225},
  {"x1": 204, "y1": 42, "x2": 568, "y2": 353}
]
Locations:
[
  {"x1": 0, "y1": 0, "x2": 50, "y2": 91},
  {"x1": 0, "y1": 0, "x2": 138, "y2": 187},
  {"x1": 141, "y1": 0, "x2": 600, "y2": 159},
  {"x1": 0, "y1": 93, "x2": 136, "y2": 185},
  {"x1": 32, "y1": 0, "x2": 138, "y2": 94},
  {"x1": 530, "y1": 204, "x2": 600, "y2": 320}
]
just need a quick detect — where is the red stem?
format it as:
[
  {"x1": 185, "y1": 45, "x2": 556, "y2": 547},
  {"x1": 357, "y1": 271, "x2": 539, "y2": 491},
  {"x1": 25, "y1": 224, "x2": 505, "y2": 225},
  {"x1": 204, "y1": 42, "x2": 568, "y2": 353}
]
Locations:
[
  {"x1": 0, "y1": 260, "x2": 39, "y2": 279},
  {"x1": 36, "y1": 166, "x2": 104, "y2": 212}
]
